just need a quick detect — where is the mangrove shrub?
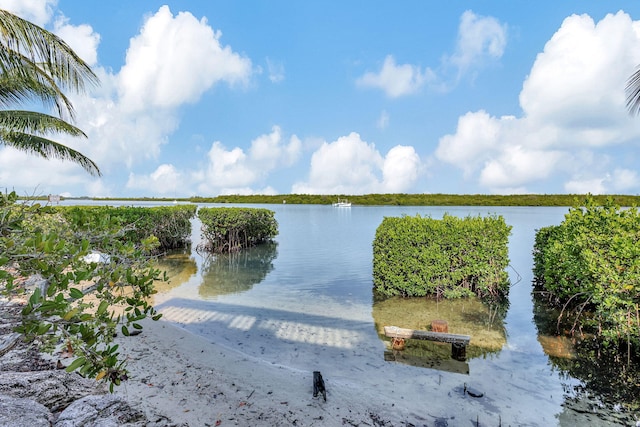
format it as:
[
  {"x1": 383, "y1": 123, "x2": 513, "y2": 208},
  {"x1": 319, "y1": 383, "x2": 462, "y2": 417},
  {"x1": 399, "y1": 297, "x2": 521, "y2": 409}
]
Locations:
[
  {"x1": 533, "y1": 197, "x2": 640, "y2": 348},
  {"x1": 198, "y1": 207, "x2": 278, "y2": 253},
  {"x1": 0, "y1": 192, "x2": 165, "y2": 391},
  {"x1": 56, "y1": 205, "x2": 197, "y2": 251},
  {"x1": 373, "y1": 214, "x2": 511, "y2": 300}
]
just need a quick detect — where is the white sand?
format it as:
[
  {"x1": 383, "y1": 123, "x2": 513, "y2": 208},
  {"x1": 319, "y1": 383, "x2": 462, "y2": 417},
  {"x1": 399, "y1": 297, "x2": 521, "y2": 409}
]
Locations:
[{"x1": 113, "y1": 318, "x2": 408, "y2": 426}]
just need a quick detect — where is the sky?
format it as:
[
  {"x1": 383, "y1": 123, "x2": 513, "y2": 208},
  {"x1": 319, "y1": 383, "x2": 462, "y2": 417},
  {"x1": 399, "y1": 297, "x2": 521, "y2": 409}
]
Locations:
[{"x1": 2, "y1": 1, "x2": 640, "y2": 197}]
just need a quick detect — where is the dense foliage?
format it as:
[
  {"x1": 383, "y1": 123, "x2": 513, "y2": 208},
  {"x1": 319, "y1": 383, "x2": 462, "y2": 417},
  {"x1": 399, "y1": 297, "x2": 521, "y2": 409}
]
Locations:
[
  {"x1": 533, "y1": 197, "x2": 640, "y2": 349},
  {"x1": 0, "y1": 193, "x2": 170, "y2": 391},
  {"x1": 373, "y1": 214, "x2": 511, "y2": 300},
  {"x1": 55, "y1": 205, "x2": 197, "y2": 251},
  {"x1": 198, "y1": 207, "x2": 278, "y2": 253}
]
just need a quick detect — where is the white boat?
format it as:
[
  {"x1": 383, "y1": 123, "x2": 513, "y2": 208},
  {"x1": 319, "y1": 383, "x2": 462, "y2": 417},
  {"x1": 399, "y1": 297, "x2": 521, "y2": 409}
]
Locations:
[{"x1": 332, "y1": 199, "x2": 351, "y2": 207}]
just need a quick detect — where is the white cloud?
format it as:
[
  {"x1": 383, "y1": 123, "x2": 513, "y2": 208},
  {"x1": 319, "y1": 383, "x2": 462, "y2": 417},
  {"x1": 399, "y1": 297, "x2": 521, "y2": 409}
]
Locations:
[
  {"x1": 0, "y1": 4, "x2": 256, "y2": 197},
  {"x1": 126, "y1": 164, "x2": 182, "y2": 195},
  {"x1": 292, "y1": 132, "x2": 420, "y2": 194},
  {"x1": 53, "y1": 16, "x2": 100, "y2": 66},
  {"x1": 118, "y1": 5, "x2": 252, "y2": 112},
  {"x1": 0, "y1": 148, "x2": 98, "y2": 195},
  {"x1": 610, "y1": 168, "x2": 639, "y2": 192},
  {"x1": 564, "y1": 178, "x2": 607, "y2": 195},
  {"x1": 249, "y1": 126, "x2": 301, "y2": 169},
  {"x1": 0, "y1": 2, "x2": 99, "y2": 68},
  {"x1": 377, "y1": 110, "x2": 390, "y2": 130},
  {"x1": 358, "y1": 10, "x2": 507, "y2": 96},
  {"x1": 382, "y1": 145, "x2": 421, "y2": 193},
  {"x1": 446, "y1": 10, "x2": 507, "y2": 77},
  {"x1": 478, "y1": 146, "x2": 564, "y2": 189},
  {"x1": 192, "y1": 126, "x2": 301, "y2": 194},
  {"x1": 520, "y1": 12, "x2": 640, "y2": 140},
  {"x1": 435, "y1": 110, "x2": 502, "y2": 175},
  {"x1": 357, "y1": 55, "x2": 432, "y2": 98},
  {"x1": 0, "y1": 0, "x2": 56, "y2": 26},
  {"x1": 266, "y1": 57, "x2": 285, "y2": 83},
  {"x1": 436, "y1": 11, "x2": 640, "y2": 194}
]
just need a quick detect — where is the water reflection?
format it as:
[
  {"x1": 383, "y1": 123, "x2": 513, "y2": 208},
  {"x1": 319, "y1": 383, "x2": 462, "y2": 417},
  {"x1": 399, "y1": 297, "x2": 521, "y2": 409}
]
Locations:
[
  {"x1": 198, "y1": 241, "x2": 278, "y2": 299},
  {"x1": 153, "y1": 248, "x2": 198, "y2": 294},
  {"x1": 373, "y1": 296, "x2": 507, "y2": 374},
  {"x1": 532, "y1": 289, "x2": 640, "y2": 423}
]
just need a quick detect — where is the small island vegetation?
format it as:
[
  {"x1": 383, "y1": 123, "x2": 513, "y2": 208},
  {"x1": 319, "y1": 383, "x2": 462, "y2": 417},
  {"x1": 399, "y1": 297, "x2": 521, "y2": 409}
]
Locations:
[
  {"x1": 533, "y1": 197, "x2": 640, "y2": 356},
  {"x1": 372, "y1": 214, "x2": 512, "y2": 301},
  {"x1": 197, "y1": 207, "x2": 278, "y2": 253}
]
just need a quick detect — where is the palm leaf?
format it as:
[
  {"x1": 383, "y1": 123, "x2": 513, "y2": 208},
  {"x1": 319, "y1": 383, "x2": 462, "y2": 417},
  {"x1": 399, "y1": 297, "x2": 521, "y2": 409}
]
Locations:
[
  {"x1": 626, "y1": 67, "x2": 640, "y2": 116},
  {"x1": 0, "y1": 66, "x2": 74, "y2": 116},
  {"x1": 0, "y1": 110, "x2": 87, "y2": 137},
  {"x1": 0, "y1": 9, "x2": 98, "y2": 92},
  {"x1": 0, "y1": 9, "x2": 101, "y2": 176},
  {"x1": 0, "y1": 128, "x2": 100, "y2": 176}
]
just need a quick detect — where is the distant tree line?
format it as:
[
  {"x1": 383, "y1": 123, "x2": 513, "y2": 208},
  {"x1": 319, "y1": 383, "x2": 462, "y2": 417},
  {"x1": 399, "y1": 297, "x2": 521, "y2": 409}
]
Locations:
[{"x1": 82, "y1": 193, "x2": 640, "y2": 207}]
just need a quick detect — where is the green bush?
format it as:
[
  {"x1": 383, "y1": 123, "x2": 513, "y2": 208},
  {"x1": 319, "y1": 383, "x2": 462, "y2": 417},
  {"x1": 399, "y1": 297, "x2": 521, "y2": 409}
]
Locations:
[
  {"x1": 373, "y1": 214, "x2": 511, "y2": 300},
  {"x1": 55, "y1": 205, "x2": 197, "y2": 251},
  {"x1": 533, "y1": 197, "x2": 640, "y2": 348},
  {"x1": 198, "y1": 207, "x2": 278, "y2": 253},
  {"x1": 0, "y1": 193, "x2": 165, "y2": 391}
]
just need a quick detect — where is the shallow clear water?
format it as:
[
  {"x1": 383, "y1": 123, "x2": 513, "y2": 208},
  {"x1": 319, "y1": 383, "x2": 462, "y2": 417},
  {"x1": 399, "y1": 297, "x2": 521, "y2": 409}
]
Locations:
[{"x1": 61, "y1": 201, "x2": 640, "y2": 425}]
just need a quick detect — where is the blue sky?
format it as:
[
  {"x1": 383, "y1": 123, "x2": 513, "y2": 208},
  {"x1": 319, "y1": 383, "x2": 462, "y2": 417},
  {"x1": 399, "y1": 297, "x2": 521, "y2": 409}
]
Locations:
[{"x1": 2, "y1": 1, "x2": 640, "y2": 197}]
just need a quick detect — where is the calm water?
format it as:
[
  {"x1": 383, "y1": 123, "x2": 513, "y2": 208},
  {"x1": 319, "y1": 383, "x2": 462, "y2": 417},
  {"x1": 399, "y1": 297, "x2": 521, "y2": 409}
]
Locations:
[{"x1": 60, "y1": 201, "x2": 640, "y2": 425}]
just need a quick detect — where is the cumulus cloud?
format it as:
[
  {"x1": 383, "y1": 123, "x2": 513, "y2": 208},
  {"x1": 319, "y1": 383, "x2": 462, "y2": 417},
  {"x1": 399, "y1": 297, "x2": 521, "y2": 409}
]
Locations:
[
  {"x1": 124, "y1": 126, "x2": 302, "y2": 196},
  {"x1": 357, "y1": 55, "x2": 433, "y2": 97},
  {"x1": 292, "y1": 132, "x2": 420, "y2": 194},
  {"x1": 0, "y1": 4, "x2": 256, "y2": 196},
  {"x1": 435, "y1": 110, "x2": 503, "y2": 175},
  {"x1": 382, "y1": 145, "x2": 421, "y2": 192},
  {"x1": 445, "y1": 10, "x2": 507, "y2": 78},
  {"x1": 0, "y1": 1, "x2": 99, "y2": 67},
  {"x1": 436, "y1": 11, "x2": 640, "y2": 194},
  {"x1": 358, "y1": 10, "x2": 507, "y2": 96},
  {"x1": 126, "y1": 164, "x2": 182, "y2": 195},
  {"x1": 193, "y1": 126, "x2": 302, "y2": 194},
  {"x1": 118, "y1": 5, "x2": 252, "y2": 112},
  {"x1": 53, "y1": 16, "x2": 100, "y2": 66}
]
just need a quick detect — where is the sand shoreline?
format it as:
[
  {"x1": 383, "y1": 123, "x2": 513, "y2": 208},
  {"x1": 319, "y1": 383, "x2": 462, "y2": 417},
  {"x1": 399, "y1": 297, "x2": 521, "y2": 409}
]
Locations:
[{"x1": 113, "y1": 317, "x2": 412, "y2": 426}]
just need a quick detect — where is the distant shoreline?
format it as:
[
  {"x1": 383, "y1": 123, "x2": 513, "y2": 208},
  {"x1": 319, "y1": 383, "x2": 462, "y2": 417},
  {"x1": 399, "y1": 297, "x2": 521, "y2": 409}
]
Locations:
[{"x1": 37, "y1": 193, "x2": 640, "y2": 207}]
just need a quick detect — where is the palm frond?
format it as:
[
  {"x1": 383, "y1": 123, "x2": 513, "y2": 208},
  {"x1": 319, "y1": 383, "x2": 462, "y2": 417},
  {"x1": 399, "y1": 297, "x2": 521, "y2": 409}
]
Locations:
[
  {"x1": 0, "y1": 110, "x2": 87, "y2": 137},
  {"x1": 0, "y1": 9, "x2": 101, "y2": 177},
  {"x1": 625, "y1": 67, "x2": 640, "y2": 116},
  {"x1": 0, "y1": 9, "x2": 99, "y2": 92},
  {"x1": 0, "y1": 65, "x2": 74, "y2": 117},
  {"x1": 0, "y1": 129, "x2": 100, "y2": 176}
]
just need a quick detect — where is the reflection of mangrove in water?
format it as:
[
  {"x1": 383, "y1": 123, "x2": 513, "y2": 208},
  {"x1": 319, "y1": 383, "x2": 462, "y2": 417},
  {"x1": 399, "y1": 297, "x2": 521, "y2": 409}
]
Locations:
[
  {"x1": 153, "y1": 248, "x2": 198, "y2": 294},
  {"x1": 532, "y1": 290, "x2": 640, "y2": 421},
  {"x1": 373, "y1": 296, "x2": 507, "y2": 372},
  {"x1": 198, "y1": 241, "x2": 277, "y2": 299}
]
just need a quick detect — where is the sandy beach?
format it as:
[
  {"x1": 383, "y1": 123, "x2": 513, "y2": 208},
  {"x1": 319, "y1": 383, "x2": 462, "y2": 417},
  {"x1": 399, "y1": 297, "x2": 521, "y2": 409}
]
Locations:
[{"x1": 113, "y1": 317, "x2": 410, "y2": 427}]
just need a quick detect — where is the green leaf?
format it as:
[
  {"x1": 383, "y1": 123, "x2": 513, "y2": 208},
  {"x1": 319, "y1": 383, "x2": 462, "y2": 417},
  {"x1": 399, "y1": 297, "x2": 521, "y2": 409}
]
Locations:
[
  {"x1": 69, "y1": 287, "x2": 84, "y2": 299},
  {"x1": 96, "y1": 300, "x2": 109, "y2": 316},
  {"x1": 65, "y1": 356, "x2": 86, "y2": 372},
  {"x1": 29, "y1": 288, "x2": 41, "y2": 305},
  {"x1": 121, "y1": 325, "x2": 130, "y2": 336}
]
